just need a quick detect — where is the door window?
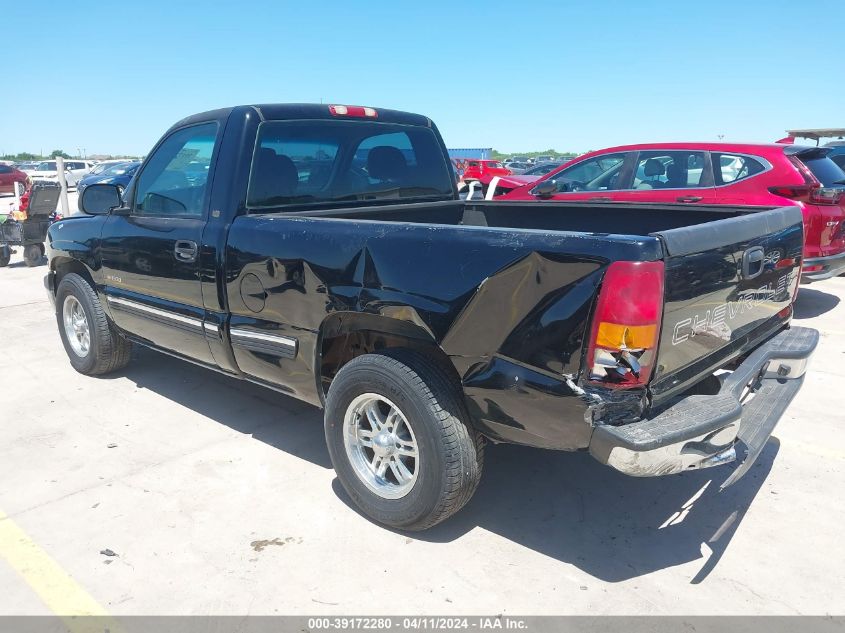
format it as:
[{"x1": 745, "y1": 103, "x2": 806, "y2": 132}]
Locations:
[
  {"x1": 133, "y1": 122, "x2": 218, "y2": 216},
  {"x1": 543, "y1": 153, "x2": 627, "y2": 193},
  {"x1": 633, "y1": 151, "x2": 707, "y2": 189},
  {"x1": 711, "y1": 153, "x2": 767, "y2": 186}
]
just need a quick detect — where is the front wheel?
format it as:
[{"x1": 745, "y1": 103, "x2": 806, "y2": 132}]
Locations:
[
  {"x1": 56, "y1": 273, "x2": 132, "y2": 375},
  {"x1": 325, "y1": 350, "x2": 484, "y2": 531}
]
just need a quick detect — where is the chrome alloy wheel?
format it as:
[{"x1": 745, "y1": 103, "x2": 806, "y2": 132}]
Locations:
[
  {"x1": 62, "y1": 295, "x2": 90, "y2": 357},
  {"x1": 343, "y1": 393, "x2": 419, "y2": 499}
]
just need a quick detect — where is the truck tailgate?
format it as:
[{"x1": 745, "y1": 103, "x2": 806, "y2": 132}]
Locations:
[{"x1": 649, "y1": 206, "x2": 804, "y2": 404}]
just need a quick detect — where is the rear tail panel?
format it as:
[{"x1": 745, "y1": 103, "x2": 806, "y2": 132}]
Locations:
[{"x1": 650, "y1": 206, "x2": 804, "y2": 404}]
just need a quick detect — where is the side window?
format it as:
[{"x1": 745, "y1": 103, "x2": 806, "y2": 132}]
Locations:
[
  {"x1": 550, "y1": 153, "x2": 627, "y2": 192},
  {"x1": 0, "y1": 165, "x2": 11, "y2": 174},
  {"x1": 633, "y1": 151, "x2": 707, "y2": 189},
  {"x1": 133, "y1": 123, "x2": 218, "y2": 217},
  {"x1": 712, "y1": 153, "x2": 766, "y2": 186}
]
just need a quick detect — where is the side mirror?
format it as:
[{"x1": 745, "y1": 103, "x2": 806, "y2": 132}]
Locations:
[
  {"x1": 81, "y1": 183, "x2": 122, "y2": 215},
  {"x1": 532, "y1": 180, "x2": 557, "y2": 198}
]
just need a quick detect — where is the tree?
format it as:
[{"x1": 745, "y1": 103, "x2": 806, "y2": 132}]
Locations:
[{"x1": 49, "y1": 149, "x2": 71, "y2": 159}]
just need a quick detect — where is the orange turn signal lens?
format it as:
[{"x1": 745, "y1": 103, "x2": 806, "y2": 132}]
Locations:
[{"x1": 595, "y1": 322, "x2": 657, "y2": 350}]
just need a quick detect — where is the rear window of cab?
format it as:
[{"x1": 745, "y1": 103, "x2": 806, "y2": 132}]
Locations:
[{"x1": 246, "y1": 120, "x2": 454, "y2": 209}]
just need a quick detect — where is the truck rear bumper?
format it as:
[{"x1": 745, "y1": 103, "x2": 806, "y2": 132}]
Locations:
[
  {"x1": 589, "y1": 326, "x2": 818, "y2": 487},
  {"x1": 802, "y1": 251, "x2": 845, "y2": 282}
]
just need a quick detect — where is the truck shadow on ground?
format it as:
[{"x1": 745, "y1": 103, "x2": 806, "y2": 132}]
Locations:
[
  {"x1": 122, "y1": 348, "x2": 777, "y2": 585},
  {"x1": 121, "y1": 347, "x2": 333, "y2": 470},
  {"x1": 433, "y1": 440, "x2": 772, "y2": 583},
  {"x1": 794, "y1": 287, "x2": 840, "y2": 319},
  {"x1": 335, "y1": 438, "x2": 779, "y2": 584}
]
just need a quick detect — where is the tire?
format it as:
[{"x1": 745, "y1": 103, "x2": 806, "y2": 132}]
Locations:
[
  {"x1": 325, "y1": 350, "x2": 484, "y2": 531},
  {"x1": 23, "y1": 244, "x2": 42, "y2": 267},
  {"x1": 55, "y1": 273, "x2": 132, "y2": 375},
  {"x1": 0, "y1": 246, "x2": 9, "y2": 268}
]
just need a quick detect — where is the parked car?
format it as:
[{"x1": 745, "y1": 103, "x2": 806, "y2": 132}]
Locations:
[
  {"x1": 503, "y1": 161, "x2": 531, "y2": 175},
  {"x1": 497, "y1": 142, "x2": 845, "y2": 281},
  {"x1": 824, "y1": 142, "x2": 845, "y2": 171},
  {"x1": 14, "y1": 161, "x2": 41, "y2": 173},
  {"x1": 76, "y1": 161, "x2": 141, "y2": 210},
  {"x1": 49, "y1": 104, "x2": 815, "y2": 531},
  {"x1": 461, "y1": 159, "x2": 512, "y2": 185},
  {"x1": 86, "y1": 159, "x2": 134, "y2": 177},
  {"x1": 0, "y1": 163, "x2": 30, "y2": 195},
  {"x1": 29, "y1": 160, "x2": 95, "y2": 187}
]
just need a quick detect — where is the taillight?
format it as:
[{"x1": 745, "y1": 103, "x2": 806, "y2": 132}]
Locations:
[
  {"x1": 586, "y1": 261, "x2": 664, "y2": 388},
  {"x1": 329, "y1": 105, "x2": 378, "y2": 118},
  {"x1": 768, "y1": 184, "x2": 812, "y2": 200},
  {"x1": 809, "y1": 187, "x2": 843, "y2": 205},
  {"x1": 767, "y1": 184, "x2": 842, "y2": 205}
]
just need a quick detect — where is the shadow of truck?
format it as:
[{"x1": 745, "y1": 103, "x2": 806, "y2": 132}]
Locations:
[{"x1": 122, "y1": 347, "x2": 776, "y2": 584}]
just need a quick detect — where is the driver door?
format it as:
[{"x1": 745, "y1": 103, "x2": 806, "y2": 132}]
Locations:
[{"x1": 100, "y1": 121, "x2": 220, "y2": 364}]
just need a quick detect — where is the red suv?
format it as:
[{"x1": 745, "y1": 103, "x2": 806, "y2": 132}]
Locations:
[
  {"x1": 497, "y1": 142, "x2": 845, "y2": 281},
  {"x1": 0, "y1": 164, "x2": 30, "y2": 195},
  {"x1": 461, "y1": 159, "x2": 512, "y2": 185}
]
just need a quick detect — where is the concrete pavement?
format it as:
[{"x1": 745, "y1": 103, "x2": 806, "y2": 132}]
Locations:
[{"x1": 0, "y1": 253, "x2": 843, "y2": 616}]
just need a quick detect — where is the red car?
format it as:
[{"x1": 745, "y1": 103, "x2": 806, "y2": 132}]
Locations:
[
  {"x1": 497, "y1": 142, "x2": 845, "y2": 281},
  {"x1": 0, "y1": 164, "x2": 30, "y2": 195},
  {"x1": 461, "y1": 159, "x2": 512, "y2": 185}
]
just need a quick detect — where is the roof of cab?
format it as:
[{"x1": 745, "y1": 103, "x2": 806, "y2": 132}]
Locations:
[{"x1": 167, "y1": 103, "x2": 433, "y2": 132}]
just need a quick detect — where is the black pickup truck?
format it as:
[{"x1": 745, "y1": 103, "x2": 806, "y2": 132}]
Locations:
[{"x1": 45, "y1": 104, "x2": 818, "y2": 530}]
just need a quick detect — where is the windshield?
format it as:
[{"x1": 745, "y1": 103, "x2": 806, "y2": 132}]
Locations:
[
  {"x1": 246, "y1": 120, "x2": 453, "y2": 209},
  {"x1": 525, "y1": 163, "x2": 559, "y2": 175},
  {"x1": 101, "y1": 162, "x2": 140, "y2": 177},
  {"x1": 35, "y1": 162, "x2": 57, "y2": 171},
  {"x1": 89, "y1": 162, "x2": 114, "y2": 175}
]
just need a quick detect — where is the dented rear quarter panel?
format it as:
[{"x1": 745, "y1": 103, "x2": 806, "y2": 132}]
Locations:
[{"x1": 224, "y1": 214, "x2": 664, "y2": 449}]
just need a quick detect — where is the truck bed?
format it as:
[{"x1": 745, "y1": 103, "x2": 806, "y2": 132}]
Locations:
[
  {"x1": 224, "y1": 199, "x2": 802, "y2": 447},
  {"x1": 286, "y1": 198, "x2": 756, "y2": 236}
]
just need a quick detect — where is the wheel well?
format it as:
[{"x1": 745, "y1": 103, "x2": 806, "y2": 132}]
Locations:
[
  {"x1": 52, "y1": 258, "x2": 95, "y2": 293},
  {"x1": 318, "y1": 313, "x2": 459, "y2": 400}
]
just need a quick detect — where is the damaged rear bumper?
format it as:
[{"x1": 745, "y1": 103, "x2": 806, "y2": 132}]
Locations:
[{"x1": 589, "y1": 326, "x2": 818, "y2": 487}]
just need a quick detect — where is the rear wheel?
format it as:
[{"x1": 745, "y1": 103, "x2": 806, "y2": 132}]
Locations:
[
  {"x1": 0, "y1": 246, "x2": 10, "y2": 268},
  {"x1": 23, "y1": 244, "x2": 42, "y2": 267},
  {"x1": 325, "y1": 350, "x2": 484, "y2": 531},
  {"x1": 56, "y1": 273, "x2": 132, "y2": 375}
]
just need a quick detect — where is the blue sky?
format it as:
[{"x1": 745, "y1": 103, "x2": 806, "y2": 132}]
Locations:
[{"x1": 2, "y1": 0, "x2": 843, "y2": 157}]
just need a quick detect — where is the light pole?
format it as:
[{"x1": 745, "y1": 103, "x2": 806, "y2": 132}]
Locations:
[{"x1": 77, "y1": 147, "x2": 81, "y2": 158}]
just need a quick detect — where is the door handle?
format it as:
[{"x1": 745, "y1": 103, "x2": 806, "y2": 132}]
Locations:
[
  {"x1": 676, "y1": 195, "x2": 703, "y2": 203},
  {"x1": 590, "y1": 196, "x2": 612, "y2": 202},
  {"x1": 174, "y1": 240, "x2": 198, "y2": 262},
  {"x1": 741, "y1": 246, "x2": 765, "y2": 280}
]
